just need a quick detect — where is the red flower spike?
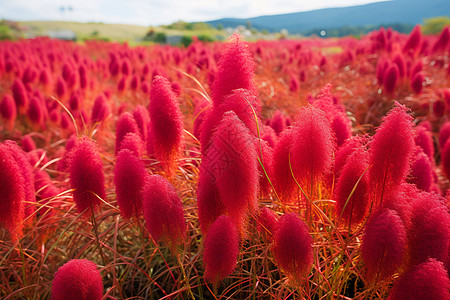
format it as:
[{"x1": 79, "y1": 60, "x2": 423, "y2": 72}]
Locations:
[
  {"x1": 335, "y1": 148, "x2": 370, "y2": 227},
  {"x1": 200, "y1": 88, "x2": 259, "y2": 153},
  {"x1": 69, "y1": 137, "x2": 106, "y2": 214},
  {"x1": 388, "y1": 259, "x2": 450, "y2": 300},
  {"x1": 411, "y1": 72, "x2": 425, "y2": 94},
  {"x1": 118, "y1": 132, "x2": 144, "y2": 158},
  {"x1": 407, "y1": 150, "x2": 434, "y2": 192},
  {"x1": 0, "y1": 143, "x2": 25, "y2": 240},
  {"x1": 415, "y1": 125, "x2": 434, "y2": 162},
  {"x1": 203, "y1": 215, "x2": 239, "y2": 283},
  {"x1": 197, "y1": 162, "x2": 226, "y2": 234},
  {"x1": 142, "y1": 175, "x2": 186, "y2": 244},
  {"x1": 4, "y1": 141, "x2": 36, "y2": 220},
  {"x1": 209, "y1": 111, "x2": 259, "y2": 226},
  {"x1": 11, "y1": 78, "x2": 29, "y2": 111},
  {"x1": 132, "y1": 105, "x2": 150, "y2": 142},
  {"x1": 52, "y1": 259, "x2": 103, "y2": 300},
  {"x1": 274, "y1": 213, "x2": 313, "y2": 282},
  {"x1": 408, "y1": 192, "x2": 450, "y2": 267},
  {"x1": 361, "y1": 208, "x2": 407, "y2": 281},
  {"x1": 21, "y1": 134, "x2": 36, "y2": 152},
  {"x1": 0, "y1": 94, "x2": 17, "y2": 130},
  {"x1": 291, "y1": 106, "x2": 335, "y2": 196},
  {"x1": 334, "y1": 136, "x2": 367, "y2": 179},
  {"x1": 211, "y1": 35, "x2": 256, "y2": 106},
  {"x1": 115, "y1": 112, "x2": 140, "y2": 155},
  {"x1": 148, "y1": 75, "x2": 184, "y2": 176},
  {"x1": 369, "y1": 103, "x2": 415, "y2": 206},
  {"x1": 431, "y1": 26, "x2": 450, "y2": 54},
  {"x1": 383, "y1": 64, "x2": 399, "y2": 94},
  {"x1": 91, "y1": 94, "x2": 110, "y2": 124},
  {"x1": 272, "y1": 128, "x2": 297, "y2": 203},
  {"x1": 114, "y1": 149, "x2": 148, "y2": 219},
  {"x1": 403, "y1": 25, "x2": 422, "y2": 55}
]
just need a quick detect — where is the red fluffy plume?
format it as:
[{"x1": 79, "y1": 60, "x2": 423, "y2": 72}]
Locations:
[
  {"x1": 361, "y1": 208, "x2": 407, "y2": 281},
  {"x1": 114, "y1": 149, "x2": 148, "y2": 219},
  {"x1": 69, "y1": 137, "x2": 106, "y2": 214},
  {"x1": 115, "y1": 112, "x2": 140, "y2": 155},
  {"x1": 197, "y1": 160, "x2": 226, "y2": 234},
  {"x1": 335, "y1": 148, "x2": 370, "y2": 228},
  {"x1": 272, "y1": 128, "x2": 297, "y2": 203},
  {"x1": 368, "y1": 103, "x2": 415, "y2": 206},
  {"x1": 0, "y1": 143, "x2": 25, "y2": 240},
  {"x1": 408, "y1": 192, "x2": 450, "y2": 268},
  {"x1": 291, "y1": 106, "x2": 334, "y2": 197},
  {"x1": 388, "y1": 258, "x2": 450, "y2": 300},
  {"x1": 52, "y1": 259, "x2": 103, "y2": 300},
  {"x1": 274, "y1": 213, "x2": 313, "y2": 282},
  {"x1": 203, "y1": 215, "x2": 240, "y2": 283},
  {"x1": 211, "y1": 35, "x2": 256, "y2": 106},
  {"x1": 142, "y1": 175, "x2": 186, "y2": 244},
  {"x1": 208, "y1": 111, "x2": 258, "y2": 228},
  {"x1": 148, "y1": 75, "x2": 184, "y2": 176}
]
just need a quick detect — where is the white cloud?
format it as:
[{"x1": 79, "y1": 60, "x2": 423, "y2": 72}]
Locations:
[{"x1": 0, "y1": 0, "x2": 389, "y2": 26}]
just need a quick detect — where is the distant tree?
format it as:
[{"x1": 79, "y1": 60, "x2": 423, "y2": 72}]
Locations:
[{"x1": 422, "y1": 16, "x2": 450, "y2": 34}]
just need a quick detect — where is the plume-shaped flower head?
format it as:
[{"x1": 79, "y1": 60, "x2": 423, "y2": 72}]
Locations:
[
  {"x1": 203, "y1": 215, "x2": 239, "y2": 283},
  {"x1": 148, "y1": 75, "x2": 184, "y2": 176},
  {"x1": 361, "y1": 208, "x2": 407, "y2": 281},
  {"x1": 142, "y1": 175, "x2": 186, "y2": 244},
  {"x1": 52, "y1": 259, "x2": 103, "y2": 300},
  {"x1": 211, "y1": 35, "x2": 256, "y2": 106},
  {"x1": 69, "y1": 137, "x2": 106, "y2": 214},
  {"x1": 274, "y1": 213, "x2": 313, "y2": 282},
  {"x1": 388, "y1": 258, "x2": 450, "y2": 300},
  {"x1": 369, "y1": 103, "x2": 415, "y2": 206},
  {"x1": 114, "y1": 149, "x2": 148, "y2": 219}
]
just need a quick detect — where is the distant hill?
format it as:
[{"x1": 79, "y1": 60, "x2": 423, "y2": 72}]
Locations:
[{"x1": 206, "y1": 0, "x2": 450, "y2": 34}]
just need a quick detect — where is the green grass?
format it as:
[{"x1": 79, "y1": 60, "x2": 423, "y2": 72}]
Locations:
[{"x1": 18, "y1": 21, "x2": 226, "y2": 44}]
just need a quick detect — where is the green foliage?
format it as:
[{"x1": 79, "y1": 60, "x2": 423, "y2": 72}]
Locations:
[
  {"x1": 181, "y1": 35, "x2": 192, "y2": 47},
  {"x1": 164, "y1": 21, "x2": 214, "y2": 31},
  {"x1": 0, "y1": 24, "x2": 12, "y2": 40},
  {"x1": 422, "y1": 16, "x2": 450, "y2": 34},
  {"x1": 143, "y1": 29, "x2": 167, "y2": 44}
]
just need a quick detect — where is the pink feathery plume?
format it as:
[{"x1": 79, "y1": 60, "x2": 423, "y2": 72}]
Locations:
[
  {"x1": 388, "y1": 258, "x2": 450, "y2": 300},
  {"x1": 203, "y1": 215, "x2": 239, "y2": 284},
  {"x1": 209, "y1": 111, "x2": 259, "y2": 228},
  {"x1": 69, "y1": 137, "x2": 106, "y2": 214},
  {"x1": 408, "y1": 192, "x2": 450, "y2": 268},
  {"x1": 368, "y1": 103, "x2": 415, "y2": 206},
  {"x1": 52, "y1": 259, "x2": 103, "y2": 300},
  {"x1": 274, "y1": 213, "x2": 313, "y2": 282},
  {"x1": 142, "y1": 175, "x2": 186, "y2": 244},
  {"x1": 0, "y1": 94, "x2": 17, "y2": 131},
  {"x1": 291, "y1": 106, "x2": 334, "y2": 197},
  {"x1": 272, "y1": 128, "x2": 297, "y2": 203},
  {"x1": 361, "y1": 208, "x2": 407, "y2": 281},
  {"x1": 0, "y1": 143, "x2": 25, "y2": 241},
  {"x1": 335, "y1": 148, "x2": 370, "y2": 228},
  {"x1": 148, "y1": 75, "x2": 184, "y2": 176},
  {"x1": 114, "y1": 149, "x2": 148, "y2": 219},
  {"x1": 211, "y1": 35, "x2": 256, "y2": 106},
  {"x1": 115, "y1": 112, "x2": 140, "y2": 155}
]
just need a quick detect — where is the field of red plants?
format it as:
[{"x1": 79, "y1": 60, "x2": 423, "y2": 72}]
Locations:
[{"x1": 0, "y1": 26, "x2": 450, "y2": 299}]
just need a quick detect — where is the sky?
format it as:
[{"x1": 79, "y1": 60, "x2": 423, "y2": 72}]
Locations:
[{"x1": 0, "y1": 0, "x2": 389, "y2": 26}]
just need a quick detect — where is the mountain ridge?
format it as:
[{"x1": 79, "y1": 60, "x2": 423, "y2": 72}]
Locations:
[{"x1": 206, "y1": 0, "x2": 450, "y2": 33}]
